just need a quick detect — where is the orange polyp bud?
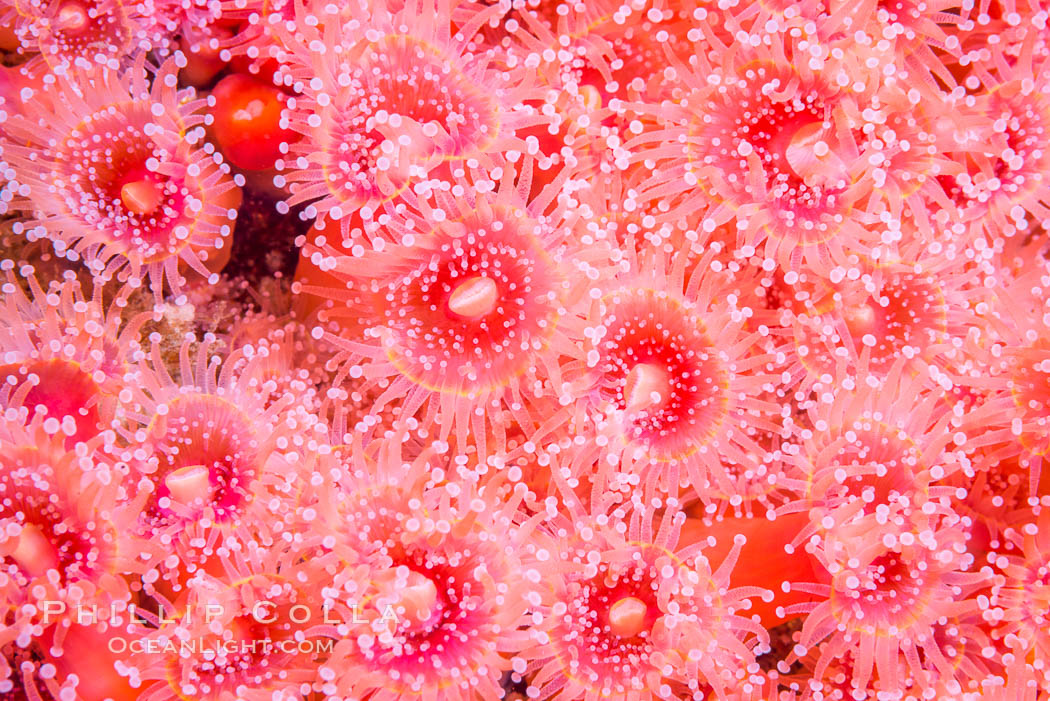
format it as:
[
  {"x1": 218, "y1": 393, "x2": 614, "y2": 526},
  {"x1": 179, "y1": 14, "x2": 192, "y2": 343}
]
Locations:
[
  {"x1": 233, "y1": 99, "x2": 267, "y2": 124},
  {"x1": 7, "y1": 523, "x2": 60, "y2": 577},
  {"x1": 624, "y1": 363, "x2": 669, "y2": 413},
  {"x1": 120, "y1": 179, "x2": 163, "y2": 215},
  {"x1": 608, "y1": 596, "x2": 648, "y2": 638},
  {"x1": 447, "y1": 276, "x2": 498, "y2": 319},
  {"x1": 54, "y1": 2, "x2": 89, "y2": 33},
  {"x1": 680, "y1": 511, "x2": 827, "y2": 628},
  {"x1": 0, "y1": 25, "x2": 16, "y2": 51},
  {"x1": 165, "y1": 465, "x2": 213, "y2": 505},
  {"x1": 210, "y1": 73, "x2": 300, "y2": 171},
  {"x1": 179, "y1": 24, "x2": 234, "y2": 87}
]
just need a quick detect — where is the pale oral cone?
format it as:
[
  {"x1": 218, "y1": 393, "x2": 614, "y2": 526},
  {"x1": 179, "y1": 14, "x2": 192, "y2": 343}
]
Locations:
[
  {"x1": 447, "y1": 276, "x2": 498, "y2": 319},
  {"x1": 608, "y1": 596, "x2": 648, "y2": 638}
]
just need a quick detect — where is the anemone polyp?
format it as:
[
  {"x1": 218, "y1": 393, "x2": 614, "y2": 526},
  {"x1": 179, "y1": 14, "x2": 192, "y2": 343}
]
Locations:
[
  {"x1": 793, "y1": 265, "x2": 949, "y2": 377},
  {"x1": 971, "y1": 79, "x2": 1050, "y2": 225},
  {"x1": 273, "y1": 0, "x2": 539, "y2": 232},
  {"x1": 358, "y1": 34, "x2": 499, "y2": 159},
  {"x1": 113, "y1": 335, "x2": 324, "y2": 601},
  {"x1": 56, "y1": 116, "x2": 190, "y2": 252},
  {"x1": 281, "y1": 104, "x2": 412, "y2": 217},
  {"x1": 304, "y1": 163, "x2": 600, "y2": 457},
  {"x1": 14, "y1": 0, "x2": 135, "y2": 68},
  {"x1": 550, "y1": 558, "x2": 668, "y2": 695},
  {"x1": 145, "y1": 394, "x2": 261, "y2": 522},
  {"x1": 683, "y1": 62, "x2": 858, "y2": 243},
  {"x1": 321, "y1": 437, "x2": 539, "y2": 701},
  {"x1": 523, "y1": 0, "x2": 692, "y2": 105},
  {"x1": 800, "y1": 423, "x2": 928, "y2": 527},
  {"x1": 2, "y1": 59, "x2": 241, "y2": 298},
  {"x1": 858, "y1": 84, "x2": 958, "y2": 226},
  {"x1": 141, "y1": 573, "x2": 324, "y2": 700},
  {"x1": 788, "y1": 511, "x2": 990, "y2": 695},
  {"x1": 0, "y1": 270, "x2": 143, "y2": 444},
  {"x1": 594, "y1": 289, "x2": 729, "y2": 460},
  {"x1": 371, "y1": 566, "x2": 442, "y2": 630},
  {"x1": 1006, "y1": 339, "x2": 1050, "y2": 456},
  {"x1": 370, "y1": 209, "x2": 562, "y2": 395},
  {"x1": 990, "y1": 510, "x2": 1050, "y2": 671},
  {"x1": 626, "y1": 34, "x2": 882, "y2": 273},
  {"x1": 0, "y1": 417, "x2": 123, "y2": 614},
  {"x1": 526, "y1": 504, "x2": 768, "y2": 701}
]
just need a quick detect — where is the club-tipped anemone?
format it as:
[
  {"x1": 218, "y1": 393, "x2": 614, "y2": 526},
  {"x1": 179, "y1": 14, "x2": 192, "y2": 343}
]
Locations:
[
  {"x1": 569, "y1": 246, "x2": 781, "y2": 505},
  {"x1": 0, "y1": 356, "x2": 104, "y2": 441},
  {"x1": 110, "y1": 500, "x2": 347, "y2": 700},
  {"x1": 144, "y1": 393, "x2": 262, "y2": 522},
  {"x1": 271, "y1": 0, "x2": 545, "y2": 232},
  {"x1": 136, "y1": 573, "x2": 328, "y2": 700},
  {"x1": 815, "y1": 0, "x2": 972, "y2": 91},
  {"x1": 8, "y1": 0, "x2": 140, "y2": 68},
  {"x1": 222, "y1": 312, "x2": 331, "y2": 408},
  {"x1": 987, "y1": 510, "x2": 1050, "y2": 675},
  {"x1": 950, "y1": 451, "x2": 1048, "y2": 558},
  {"x1": 2, "y1": 58, "x2": 242, "y2": 301},
  {"x1": 0, "y1": 266, "x2": 145, "y2": 445},
  {"x1": 948, "y1": 269, "x2": 1050, "y2": 522},
  {"x1": 115, "y1": 335, "x2": 326, "y2": 595},
  {"x1": 521, "y1": 497, "x2": 770, "y2": 701},
  {"x1": 784, "y1": 508, "x2": 991, "y2": 696},
  {"x1": 857, "y1": 84, "x2": 969, "y2": 235},
  {"x1": 300, "y1": 162, "x2": 607, "y2": 458},
  {"x1": 197, "y1": 0, "x2": 294, "y2": 79},
  {"x1": 0, "y1": 415, "x2": 132, "y2": 624},
  {"x1": 787, "y1": 612, "x2": 995, "y2": 699},
  {"x1": 951, "y1": 7, "x2": 1049, "y2": 92},
  {"x1": 131, "y1": 0, "x2": 226, "y2": 58},
  {"x1": 943, "y1": 68, "x2": 1050, "y2": 239},
  {"x1": 628, "y1": 37, "x2": 878, "y2": 273},
  {"x1": 357, "y1": 33, "x2": 502, "y2": 159},
  {"x1": 1003, "y1": 338, "x2": 1050, "y2": 456},
  {"x1": 502, "y1": 0, "x2": 693, "y2": 105},
  {"x1": 974, "y1": 636, "x2": 1044, "y2": 701},
  {"x1": 317, "y1": 434, "x2": 542, "y2": 701},
  {"x1": 786, "y1": 255, "x2": 979, "y2": 383},
  {"x1": 321, "y1": 207, "x2": 563, "y2": 395},
  {"x1": 775, "y1": 363, "x2": 972, "y2": 550}
]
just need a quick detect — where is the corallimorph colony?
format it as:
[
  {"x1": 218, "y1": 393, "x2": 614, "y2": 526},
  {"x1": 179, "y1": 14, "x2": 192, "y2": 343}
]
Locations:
[{"x1": 0, "y1": 0, "x2": 1048, "y2": 699}]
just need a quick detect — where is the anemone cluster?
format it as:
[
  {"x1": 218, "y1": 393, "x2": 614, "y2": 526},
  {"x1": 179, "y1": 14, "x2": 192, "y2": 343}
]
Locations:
[{"x1": 0, "y1": 0, "x2": 1048, "y2": 699}]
